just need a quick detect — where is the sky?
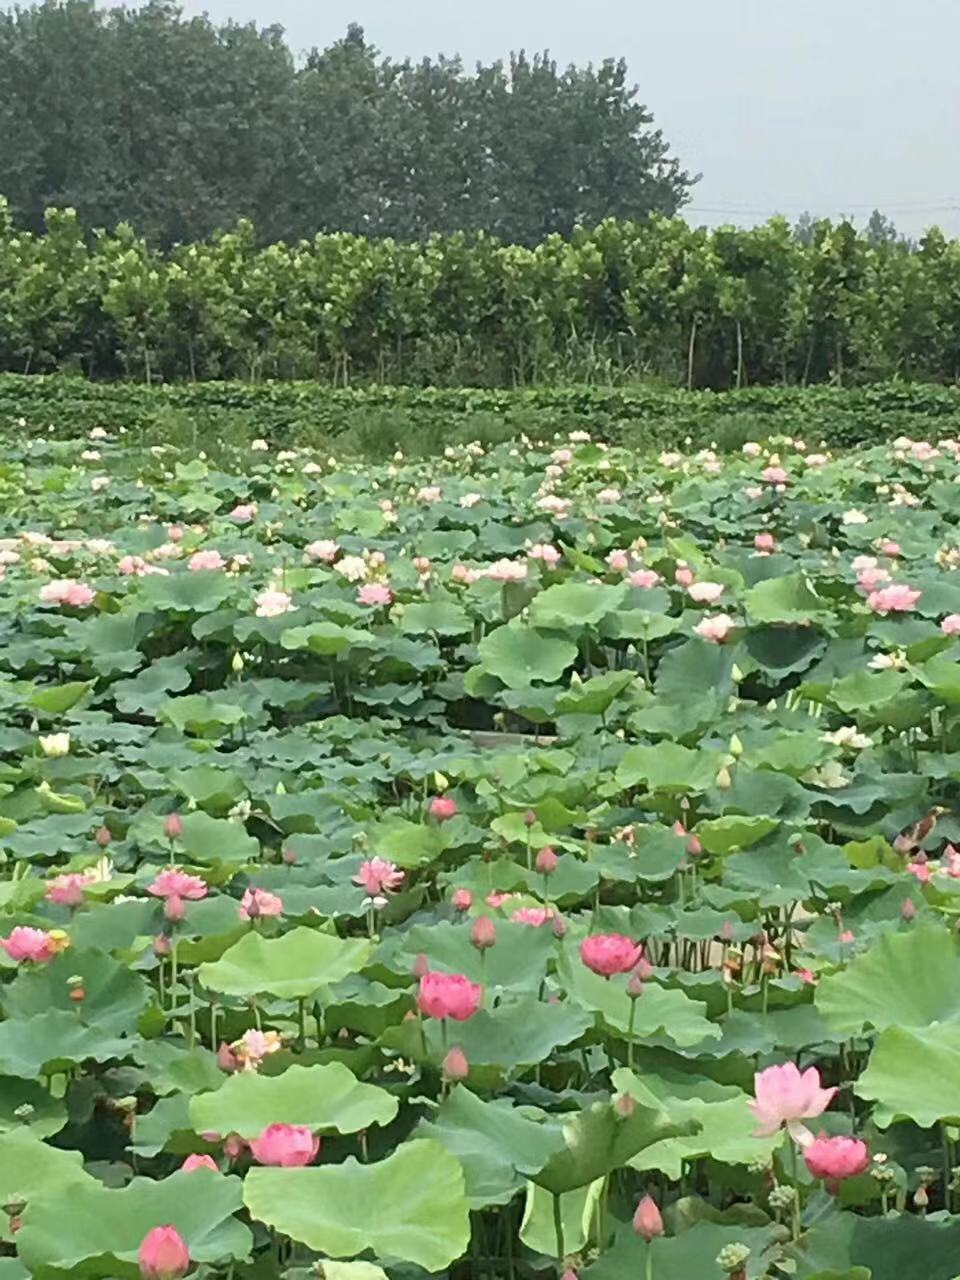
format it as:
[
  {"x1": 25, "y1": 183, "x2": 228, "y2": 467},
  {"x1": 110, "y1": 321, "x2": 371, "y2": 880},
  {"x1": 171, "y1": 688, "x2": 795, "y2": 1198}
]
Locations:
[{"x1": 107, "y1": 0, "x2": 960, "y2": 239}]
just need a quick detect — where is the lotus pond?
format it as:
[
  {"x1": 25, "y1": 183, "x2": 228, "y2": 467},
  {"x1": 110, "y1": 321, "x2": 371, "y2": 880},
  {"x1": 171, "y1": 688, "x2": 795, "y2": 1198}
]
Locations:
[{"x1": 3, "y1": 428, "x2": 960, "y2": 1280}]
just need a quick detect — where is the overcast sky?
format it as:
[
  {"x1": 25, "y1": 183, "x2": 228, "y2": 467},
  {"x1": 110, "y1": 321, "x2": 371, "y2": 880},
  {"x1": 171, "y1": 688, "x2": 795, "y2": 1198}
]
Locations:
[{"x1": 115, "y1": 0, "x2": 960, "y2": 239}]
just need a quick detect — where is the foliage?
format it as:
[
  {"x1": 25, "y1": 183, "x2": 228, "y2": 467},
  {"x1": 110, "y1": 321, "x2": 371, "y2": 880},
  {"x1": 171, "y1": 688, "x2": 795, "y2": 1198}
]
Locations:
[
  {"x1": 0, "y1": 423, "x2": 959, "y2": 1276},
  {"x1": 1, "y1": 210, "x2": 960, "y2": 386},
  {"x1": 0, "y1": 5, "x2": 688, "y2": 249}
]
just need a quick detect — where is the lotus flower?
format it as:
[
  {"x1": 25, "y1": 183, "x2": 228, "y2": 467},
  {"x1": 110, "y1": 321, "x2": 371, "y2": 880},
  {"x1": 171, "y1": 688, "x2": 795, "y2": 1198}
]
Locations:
[
  {"x1": 1, "y1": 926, "x2": 60, "y2": 963},
  {"x1": 804, "y1": 1133, "x2": 869, "y2": 1187},
  {"x1": 749, "y1": 1062, "x2": 836, "y2": 1142},
  {"x1": 148, "y1": 869, "x2": 208, "y2": 901},
  {"x1": 417, "y1": 971, "x2": 482, "y2": 1021},
  {"x1": 238, "y1": 887, "x2": 284, "y2": 920},
  {"x1": 249, "y1": 1123, "x2": 320, "y2": 1167},
  {"x1": 353, "y1": 857, "x2": 404, "y2": 896},
  {"x1": 429, "y1": 795, "x2": 457, "y2": 821},
  {"x1": 180, "y1": 1154, "x2": 219, "y2": 1173},
  {"x1": 580, "y1": 934, "x2": 643, "y2": 977}
]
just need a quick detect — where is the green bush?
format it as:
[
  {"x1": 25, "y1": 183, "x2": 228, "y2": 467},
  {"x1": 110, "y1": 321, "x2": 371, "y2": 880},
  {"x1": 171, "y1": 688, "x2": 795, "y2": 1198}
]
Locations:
[{"x1": 4, "y1": 375, "x2": 960, "y2": 457}]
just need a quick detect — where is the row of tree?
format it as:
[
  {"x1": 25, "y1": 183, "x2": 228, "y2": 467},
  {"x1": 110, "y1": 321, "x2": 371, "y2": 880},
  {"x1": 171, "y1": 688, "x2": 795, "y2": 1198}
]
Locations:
[
  {"x1": 0, "y1": 1, "x2": 691, "y2": 248},
  {"x1": 2, "y1": 204, "x2": 959, "y2": 388}
]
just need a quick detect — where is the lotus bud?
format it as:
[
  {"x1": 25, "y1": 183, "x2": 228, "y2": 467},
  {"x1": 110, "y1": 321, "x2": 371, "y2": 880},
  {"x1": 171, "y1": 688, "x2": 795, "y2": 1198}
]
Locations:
[
  {"x1": 551, "y1": 914, "x2": 568, "y2": 939},
  {"x1": 570, "y1": 670, "x2": 582, "y2": 686},
  {"x1": 686, "y1": 833, "x2": 703, "y2": 857},
  {"x1": 535, "y1": 847, "x2": 558, "y2": 875},
  {"x1": 613, "y1": 1092, "x2": 636, "y2": 1119},
  {"x1": 153, "y1": 934, "x2": 171, "y2": 956},
  {"x1": 138, "y1": 1225, "x2": 190, "y2": 1280},
  {"x1": 38, "y1": 732, "x2": 70, "y2": 758},
  {"x1": 442, "y1": 1047, "x2": 469, "y2": 1082},
  {"x1": 217, "y1": 1042, "x2": 239, "y2": 1072},
  {"x1": 433, "y1": 771, "x2": 450, "y2": 792},
  {"x1": 523, "y1": 809, "x2": 537, "y2": 828},
  {"x1": 632, "y1": 1195, "x2": 664, "y2": 1241},
  {"x1": 282, "y1": 847, "x2": 297, "y2": 865},
  {"x1": 231, "y1": 652, "x2": 244, "y2": 674},
  {"x1": 451, "y1": 888, "x2": 473, "y2": 912},
  {"x1": 223, "y1": 1134, "x2": 246, "y2": 1160},
  {"x1": 95, "y1": 824, "x2": 112, "y2": 847},
  {"x1": 163, "y1": 813, "x2": 182, "y2": 841},
  {"x1": 731, "y1": 663, "x2": 744, "y2": 681},
  {"x1": 902, "y1": 898, "x2": 917, "y2": 920},
  {"x1": 471, "y1": 916, "x2": 496, "y2": 951},
  {"x1": 627, "y1": 973, "x2": 645, "y2": 1000},
  {"x1": 275, "y1": 781, "x2": 287, "y2": 795},
  {"x1": 716, "y1": 765, "x2": 733, "y2": 790},
  {"x1": 411, "y1": 951, "x2": 430, "y2": 978},
  {"x1": 729, "y1": 734, "x2": 744, "y2": 758}
]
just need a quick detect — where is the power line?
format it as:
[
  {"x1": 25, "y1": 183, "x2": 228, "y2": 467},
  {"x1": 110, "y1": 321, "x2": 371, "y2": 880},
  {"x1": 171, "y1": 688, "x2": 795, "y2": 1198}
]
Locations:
[{"x1": 686, "y1": 200, "x2": 960, "y2": 217}]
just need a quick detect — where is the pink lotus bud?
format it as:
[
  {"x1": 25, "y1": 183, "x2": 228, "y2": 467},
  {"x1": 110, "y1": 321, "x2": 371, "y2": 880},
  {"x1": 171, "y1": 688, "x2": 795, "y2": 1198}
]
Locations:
[
  {"x1": 523, "y1": 809, "x2": 537, "y2": 828},
  {"x1": 471, "y1": 916, "x2": 497, "y2": 951},
  {"x1": 674, "y1": 566, "x2": 694, "y2": 587},
  {"x1": 721, "y1": 920, "x2": 734, "y2": 941},
  {"x1": 181, "y1": 1154, "x2": 218, "y2": 1173},
  {"x1": 411, "y1": 951, "x2": 430, "y2": 978},
  {"x1": 686, "y1": 834, "x2": 703, "y2": 857},
  {"x1": 754, "y1": 532, "x2": 776, "y2": 552},
  {"x1": 153, "y1": 934, "x2": 171, "y2": 956},
  {"x1": 163, "y1": 894, "x2": 185, "y2": 923},
  {"x1": 138, "y1": 1226, "x2": 190, "y2": 1280},
  {"x1": 442, "y1": 1047, "x2": 469, "y2": 1082},
  {"x1": 881, "y1": 540, "x2": 901, "y2": 557},
  {"x1": 535, "y1": 847, "x2": 558, "y2": 875},
  {"x1": 451, "y1": 888, "x2": 473, "y2": 912},
  {"x1": 551, "y1": 914, "x2": 568, "y2": 939},
  {"x1": 282, "y1": 846, "x2": 297, "y2": 865},
  {"x1": 223, "y1": 1134, "x2": 246, "y2": 1160},
  {"x1": 217, "y1": 1042, "x2": 239, "y2": 1072},
  {"x1": 163, "y1": 813, "x2": 183, "y2": 841},
  {"x1": 902, "y1": 898, "x2": 917, "y2": 920},
  {"x1": 167, "y1": 525, "x2": 184, "y2": 542},
  {"x1": 627, "y1": 973, "x2": 645, "y2": 999},
  {"x1": 613, "y1": 1092, "x2": 636, "y2": 1118},
  {"x1": 249, "y1": 1123, "x2": 320, "y2": 1167},
  {"x1": 95, "y1": 825, "x2": 112, "y2": 847},
  {"x1": 632, "y1": 1195, "x2": 664, "y2": 1242},
  {"x1": 429, "y1": 795, "x2": 458, "y2": 822}
]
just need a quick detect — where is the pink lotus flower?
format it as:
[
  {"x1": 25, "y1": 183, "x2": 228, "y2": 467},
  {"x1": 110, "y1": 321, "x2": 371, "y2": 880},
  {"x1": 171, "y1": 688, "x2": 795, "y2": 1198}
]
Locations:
[
  {"x1": 867, "y1": 584, "x2": 921, "y2": 615},
  {"x1": 485, "y1": 891, "x2": 513, "y2": 909},
  {"x1": 803, "y1": 1133, "x2": 869, "y2": 1187},
  {"x1": 45, "y1": 872, "x2": 94, "y2": 908},
  {"x1": 451, "y1": 563, "x2": 478, "y2": 584},
  {"x1": 1, "y1": 926, "x2": 59, "y2": 963},
  {"x1": 188, "y1": 549, "x2": 225, "y2": 572},
  {"x1": 535, "y1": 540, "x2": 563, "y2": 565},
  {"x1": 451, "y1": 888, "x2": 473, "y2": 912},
  {"x1": 687, "y1": 581, "x2": 724, "y2": 604},
  {"x1": 255, "y1": 589, "x2": 294, "y2": 618},
  {"x1": 907, "y1": 861, "x2": 931, "y2": 883},
  {"x1": 139, "y1": 1227, "x2": 189, "y2": 1280},
  {"x1": 628, "y1": 568, "x2": 660, "y2": 589},
  {"x1": 181, "y1": 1154, "x2": 219, "y2": 1173},
  {"x1": 39, "y1": 579, "x2": 95, "y2": 608},
  {"x1": 857, "y1": 567, "x2": 891, "y2": 592},
  {"x1": 597, "y1": 487, "x2": 621, "y2": 504},
  {"x1": 632, "y1": 1195, "x2": 664, "y2": 1242},
  {"x1": 486, "y1": 558, "x2": 528, "y2": 582},
  {"x1": 357, "y1": 583, "x2": 392, "y2": 607},
  {"x1": 606, "y1": 550, "x2": 630, "y2": 573},
  {"x1": 354, "y1": 857, "x2": 404, "y2": 896},
  {"x1": 942, "y1": 614, "x2": 960, "y2": 636},
  {"x1": 694, "y1": 614, "x2": 735, "y2": 644},
  {"x1": 880, "y1": 540, "x2": 901, "y2": 557},
  {"x1": 762, "y1": 466, "x2": 789, "y2": 485},
  {"x1": 417, "y1": 971, "x2": 482, "y2": 1021},
  {"x1": 749, "y1": 1062, "x2": 836, "y2": 1142},
  {"x1": 429, "y1": 795, "x2": 457, "y2": 821},
  {"x1": 580, "y1": 934, "x2": 644, "y2": 977},
  {"x1": 167, "y1": 525, "x2": 184, "y2": 542},
  {"x1": 148, "y1": 869, "x2": 208, "y2": 901},
  {"x1": 305, "y1": 540, "x2": 340, "y2": 563},
  {"x1": 238, "y1": 887, "x2": 284, "y2": 920},
  {"x1": 754, "y1": 532, "x2": 776, "y2": 553},
  {"x1": 674, "y1": 565, "x2": 694, "y2": 587},
  {"x1": 230, "y1": 504, "x2": 257, "y2": 524},
  {"x1": 510, "y1": 907, "x2": 555, "y2": 927},
  {"x1": 249, "y1": 1123, "x2": 320, "y2": 1167},
  {"x1": 795, "y1": 968, "x2": 817, "y2": 985}
]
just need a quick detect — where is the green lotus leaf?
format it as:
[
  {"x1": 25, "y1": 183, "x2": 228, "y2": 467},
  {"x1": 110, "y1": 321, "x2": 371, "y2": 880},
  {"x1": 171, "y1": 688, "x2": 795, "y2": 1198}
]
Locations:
[
  {"x1": 190, "y1": 1062, "x2": 398, "y2": 1138},
  {"x1": 477, "y1": 624, "x2": 578, "y2": 688},
  {"x1": 243, "y1": 1140, "x2": 470, "y2": 1272},
  {"x1": 198, "y1": 927, "x2": 371, "y2": 999}
]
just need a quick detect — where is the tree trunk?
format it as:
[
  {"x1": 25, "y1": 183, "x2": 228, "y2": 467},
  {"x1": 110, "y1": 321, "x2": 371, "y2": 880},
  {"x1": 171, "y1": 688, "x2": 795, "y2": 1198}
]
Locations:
[{"x1": 686, "y1": 317, "x2": 698, "y2": 391}]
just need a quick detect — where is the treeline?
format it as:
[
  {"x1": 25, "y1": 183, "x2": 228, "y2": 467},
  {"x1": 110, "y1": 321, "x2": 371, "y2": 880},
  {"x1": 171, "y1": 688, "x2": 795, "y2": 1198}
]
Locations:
[
  {"x1": 2, "y1": 206, "x2": 960, "y2": 388},
  {"x1": 0, "y1": 1, "x2": 689, "y2": 247}
]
